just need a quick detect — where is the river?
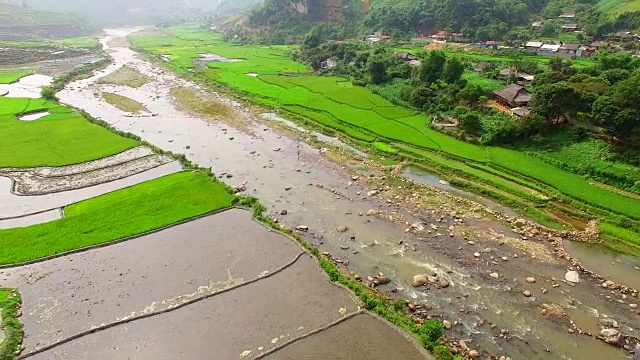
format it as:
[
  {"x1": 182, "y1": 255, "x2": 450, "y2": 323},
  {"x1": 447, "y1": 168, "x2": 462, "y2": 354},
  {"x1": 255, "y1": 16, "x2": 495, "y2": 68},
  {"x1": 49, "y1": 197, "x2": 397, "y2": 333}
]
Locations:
[{"x1": 53, "y1": 28, "x2": 640, "y2": 360}]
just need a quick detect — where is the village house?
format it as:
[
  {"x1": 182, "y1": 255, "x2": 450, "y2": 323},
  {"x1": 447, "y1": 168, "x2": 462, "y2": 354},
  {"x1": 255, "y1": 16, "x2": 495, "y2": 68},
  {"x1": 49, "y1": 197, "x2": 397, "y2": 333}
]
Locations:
[
  {"x1": 395, "y1": 52, "x2": 421, "y2": 66},
  {"x1": 591, "y1": 40, "x2": 609, "y2": 49},
  {"x1": 562, "y1": 23, "x2": 581, "y2": 31},
  {"x1": 498, "y1": 67, "x2": 535, "y2": 82},
  {"x1": 320, "y1": 58, "x2": 336, "y2": 70},
  {"x1": 364, "y1": 32, "x2": 392, "y2": 43},
  {"x1": 525, "y1": 40, "x2": 544, "y2": 49},
  {"x1": 430, "y1": 30, "x2": 463, "y2": 41},
  {"x1": 395, "y1": 52, "x2": 418, "y2": 61},
  {"x1": 532, "y1": 21, "x2": 543, "y2": 28},
  {"x1": 511, "y1": 107, "x2": 531, "y2": 117},
  {"x1": 558, "y1": 12, "x2": 576, "y2": 19},
  {"x1": 551, "y1": 42, "x2": 580, "y2": 58},
  {"x1": 493, "y1": 83, "x2": 532, "y2": 108}
]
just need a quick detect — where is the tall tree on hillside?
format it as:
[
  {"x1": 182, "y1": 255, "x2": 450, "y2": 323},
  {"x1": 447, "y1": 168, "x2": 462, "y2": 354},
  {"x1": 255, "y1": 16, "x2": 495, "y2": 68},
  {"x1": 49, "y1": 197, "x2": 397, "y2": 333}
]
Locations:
[
  {"x1": 531, "y1": 82, "x2": 583, "y2": 120},
  {"x1": 443, "y1": 56, "x2": 464, "y2": 84},
  {"x1": 417, "y1": 51, "x2": 446, "y2": 84},
  {"x1": 367, "y1": 51, "x2": 389, "y2": 84}
]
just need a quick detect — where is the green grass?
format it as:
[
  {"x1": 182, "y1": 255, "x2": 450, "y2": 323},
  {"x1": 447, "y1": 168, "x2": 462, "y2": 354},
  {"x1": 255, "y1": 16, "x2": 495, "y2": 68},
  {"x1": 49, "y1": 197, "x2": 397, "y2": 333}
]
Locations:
[
  {"x1": 373, "y1": 142, "x2": 398, "y2": 153},
  {"x1": 102, "y1": 92, "x2": 148, "y2": 113},
  {"x1": 462, "y1": 71, "x2": 504, "y2": 92},
  {"x1": 598, "y1": 0, "x2": 640, "y2": 14},
  {"x1": 601, "y1": 223, "x2": 640, "y2": 247},
  {"x1": 53, "y1": 37, "x2": 100, "y2": 48},
  {"x1": 0, "y1": 97, "x2": 138, "y2": 167},
  {"x1": 0, "y1": 172, "x2": 235, "y2": 265},
  {"x1": 0, "y1": 71, "x2": 31, "y2": 84},
  {"x1": 131, "y1": 25, "x2": 640, "y2": 232},
  {"x1": 517, "y1": 131, "x2": 640, "y2": 194},
  {"x1": 0, "y1": 288, "x2": 23, "y2": 360},
  {"x1": 98, "y1": 65, "x2": 151, "y2": 88},
  {"x1": 368, "y1": 78, "x2": 412, "y2": 107}
]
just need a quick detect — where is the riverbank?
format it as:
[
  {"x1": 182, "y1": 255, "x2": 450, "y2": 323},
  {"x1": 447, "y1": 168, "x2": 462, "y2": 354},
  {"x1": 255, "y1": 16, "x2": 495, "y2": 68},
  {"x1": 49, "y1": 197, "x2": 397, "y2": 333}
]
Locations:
[
  {"x1": 127, "y1": 26, "x2": 640, "y2": 259},
  {"x1": 30, "y1": 27, "x2": 637, "y2": 359}
]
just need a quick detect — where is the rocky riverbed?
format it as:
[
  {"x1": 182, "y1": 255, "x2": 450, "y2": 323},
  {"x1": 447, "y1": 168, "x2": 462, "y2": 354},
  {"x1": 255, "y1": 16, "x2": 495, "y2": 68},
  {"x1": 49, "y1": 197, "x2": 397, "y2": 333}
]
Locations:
[{"x1": 50, "y1": 28, "x2": 640, "y2": 359}]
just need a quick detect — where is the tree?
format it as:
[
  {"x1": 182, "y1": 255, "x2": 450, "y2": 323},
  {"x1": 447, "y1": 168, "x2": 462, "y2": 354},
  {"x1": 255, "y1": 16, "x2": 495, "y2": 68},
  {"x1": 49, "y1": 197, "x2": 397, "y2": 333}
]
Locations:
[
  {"x1": 459, "y1": 111, "x2": 483, "y2": 135},
  {"x1": 531, "y1": 82, "x2": 583, "y2": 120},
  {"x1": 367, "y1": 52, "x2": 389, "y2": 84},
  {"x1": 592, "y1": 96, "x2": 637, "y2": 137},
  {"x1": 303, "y1": 26, "x2": 323, "y2": 49},
  {"x1": 598, "y1": 68, "x2": 628, "y2": 85},
  {"x1": 457, "y1": 84, "x2": 485, "y2": 104},
  {"x1": 549, "y1": 57, "x2": 563, "y2": 72},
  {"x1": 532, "y1": 71, "x2": 566, "y2": 86},
  {"x1": 540, "y1": 22, "x2": 556, "y2": 37},
  {"x1": 407, "y1": 86, "x2": 435, "y2": 109},
  {"x1": 417, "y1": 51, "x2": 446, "y2": 84},
  {"x1": 442, "y1": 57, "x2": 464, "y2": 84}
]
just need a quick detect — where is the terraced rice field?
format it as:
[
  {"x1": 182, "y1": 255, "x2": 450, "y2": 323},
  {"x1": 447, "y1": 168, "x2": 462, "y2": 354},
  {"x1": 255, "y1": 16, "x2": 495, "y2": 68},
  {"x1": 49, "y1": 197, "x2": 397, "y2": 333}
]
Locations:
[
  {"x1": 0, "y1": 72, "x2": 31, "y2": 84},
  {"x1": 0, "y1": 172, "x2": 234, "y2": 265},
  {"x1": 0, "y1": 97, "x2": 138, "y2": 167},
  {"x1": 128, "y1": 27, "x2": 640, "y2": 243}
]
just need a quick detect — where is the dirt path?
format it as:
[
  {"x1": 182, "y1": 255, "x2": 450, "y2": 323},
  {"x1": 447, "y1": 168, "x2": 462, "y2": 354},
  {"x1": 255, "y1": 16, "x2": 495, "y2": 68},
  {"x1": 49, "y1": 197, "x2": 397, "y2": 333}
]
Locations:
[{"x1": 48, "y1": 28, "x2": 640, "y2": 359}]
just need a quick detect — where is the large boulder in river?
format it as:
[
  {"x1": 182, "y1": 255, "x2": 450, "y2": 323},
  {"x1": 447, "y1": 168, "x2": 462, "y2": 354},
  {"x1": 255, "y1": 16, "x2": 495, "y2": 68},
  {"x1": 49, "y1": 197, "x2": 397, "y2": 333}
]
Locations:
[
  {"x1": 598, "y1": 318, "x2": 619, "y2": 328},
  {"x1": 514, "y1": 219, "x2": 527, "y2": 228},
  {"x1": 565, "y1": 271, "x2": 580, "y2": 283},
  {"x1": 600, "y1": 328, "x2": 622, "y2": 346},
  {"x1": 412, "y1": 274, "x2": 429, "y2": 287}
]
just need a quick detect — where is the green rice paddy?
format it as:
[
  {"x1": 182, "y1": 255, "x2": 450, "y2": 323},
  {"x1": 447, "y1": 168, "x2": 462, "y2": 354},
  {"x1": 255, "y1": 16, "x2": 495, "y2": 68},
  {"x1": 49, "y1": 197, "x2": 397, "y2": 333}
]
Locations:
[
  {"x1": 0, "y1": 97, "x2": 138, "y2": 167},
  {"x1": 0, "y1": 172, "x2": 235, "y2": 265},
  {"x1": 130, "y1": 26, "x2": 640, "y2": 242},
  {"x1": 0, "y1": 72, "x2": 31, "y2": 84}
]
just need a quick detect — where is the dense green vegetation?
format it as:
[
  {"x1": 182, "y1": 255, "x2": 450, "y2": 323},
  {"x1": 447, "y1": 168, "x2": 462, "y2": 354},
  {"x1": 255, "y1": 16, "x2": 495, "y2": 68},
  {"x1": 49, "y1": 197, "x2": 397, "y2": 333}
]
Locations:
[
  {"x1": 598, "y1": 0, "x2": 640, "y2": 15},
  {"x1": 0, "y1": 288, "x2": 23, "y2": 360},
  {"x1": 131, "y1": 26, "x2": 640, "y2": 253},
  {"x1": 0, "y1": 72, "x2": 31, "y2": 84},
  {"x1": 0, "y1": 172, "x2": 235, "y2": 265},
  {"x1": 0, "y1": 97, "x2": 138, "y2": 167}
]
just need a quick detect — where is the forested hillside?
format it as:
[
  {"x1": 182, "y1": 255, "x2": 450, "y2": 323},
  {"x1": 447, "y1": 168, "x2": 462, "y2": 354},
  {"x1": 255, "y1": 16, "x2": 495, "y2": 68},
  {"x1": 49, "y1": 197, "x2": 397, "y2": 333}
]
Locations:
[
  {"x1": 239, "y1": 0, "x2": 640, "y2": 42},
  {"x1": 0, "y1": 3, "x2": 96, "y2": 39}
]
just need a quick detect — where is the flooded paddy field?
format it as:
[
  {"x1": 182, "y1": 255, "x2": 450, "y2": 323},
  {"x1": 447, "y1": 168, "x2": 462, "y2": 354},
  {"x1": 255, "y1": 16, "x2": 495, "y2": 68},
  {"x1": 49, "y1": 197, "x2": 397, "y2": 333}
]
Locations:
[
  {"x1": 43, "y1": 28, "x2": 640, "y2": 359},
  {"x1": 4, "y1": 209, "x2": 426, "y2": 359}
]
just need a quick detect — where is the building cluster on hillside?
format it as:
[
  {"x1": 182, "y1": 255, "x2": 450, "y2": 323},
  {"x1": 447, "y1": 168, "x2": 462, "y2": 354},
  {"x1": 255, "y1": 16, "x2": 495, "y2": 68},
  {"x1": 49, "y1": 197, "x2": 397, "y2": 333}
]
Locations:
[
  {"x1": 524, "y1": 40, "x2": 594, "y2": 59},
  {"x1": 531, "y1": 12, "x2": 580, "y2": 32}
]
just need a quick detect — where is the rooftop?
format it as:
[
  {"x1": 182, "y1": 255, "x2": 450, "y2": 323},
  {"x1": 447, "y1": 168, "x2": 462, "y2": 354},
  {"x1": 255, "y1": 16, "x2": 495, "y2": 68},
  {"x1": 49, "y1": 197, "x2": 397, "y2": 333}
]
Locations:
[{"x1": 493, "y1": 83, "x2": 532, "y2": 105}]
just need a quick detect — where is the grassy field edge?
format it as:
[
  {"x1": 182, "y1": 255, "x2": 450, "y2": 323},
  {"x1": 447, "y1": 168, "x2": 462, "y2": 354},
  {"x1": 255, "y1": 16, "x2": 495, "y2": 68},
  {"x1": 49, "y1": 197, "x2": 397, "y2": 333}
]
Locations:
[{"x1": 0, "y1": 288, "x2": 23, "y2": 360}]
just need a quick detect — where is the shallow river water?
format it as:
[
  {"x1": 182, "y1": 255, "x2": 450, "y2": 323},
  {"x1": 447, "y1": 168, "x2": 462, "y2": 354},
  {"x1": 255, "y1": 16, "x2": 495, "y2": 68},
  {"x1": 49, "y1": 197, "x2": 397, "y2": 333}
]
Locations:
[{"x1": 52, "y1": 28, "x2": 640, "y2": 360}]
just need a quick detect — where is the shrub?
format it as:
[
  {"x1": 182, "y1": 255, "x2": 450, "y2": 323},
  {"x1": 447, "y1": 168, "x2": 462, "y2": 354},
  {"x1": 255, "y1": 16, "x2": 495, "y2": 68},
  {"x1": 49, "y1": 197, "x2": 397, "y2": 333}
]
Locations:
[
  {"x1": 433, "y1": 345, "x2": 456, "y2": 360},
  {"x1": 41, "y1": 86, "x2": 56, "y2": 100}
]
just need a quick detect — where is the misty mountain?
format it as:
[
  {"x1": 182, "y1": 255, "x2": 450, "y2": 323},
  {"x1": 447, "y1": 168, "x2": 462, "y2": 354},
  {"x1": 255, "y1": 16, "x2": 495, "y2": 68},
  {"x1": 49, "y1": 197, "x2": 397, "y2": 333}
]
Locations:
[{"x1": 10, "y1": 0, "x2": 224, "y2": 26}]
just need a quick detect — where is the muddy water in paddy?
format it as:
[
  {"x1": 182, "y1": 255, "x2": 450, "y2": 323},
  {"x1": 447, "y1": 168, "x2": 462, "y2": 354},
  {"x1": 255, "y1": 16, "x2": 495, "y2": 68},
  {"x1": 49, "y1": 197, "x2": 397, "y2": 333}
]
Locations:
[
  {"x1": 9, "y1": 209, "x2": 425, "y2": 360},
  {"x1": 3, "y1": 210, "x2": 303, "y2": 351},
  {"x1": 50, "y1": 28, "x2": 640, "y2": 359}
]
